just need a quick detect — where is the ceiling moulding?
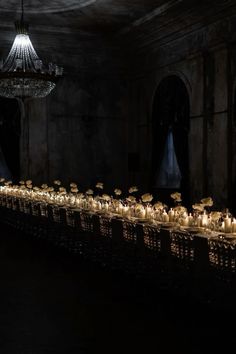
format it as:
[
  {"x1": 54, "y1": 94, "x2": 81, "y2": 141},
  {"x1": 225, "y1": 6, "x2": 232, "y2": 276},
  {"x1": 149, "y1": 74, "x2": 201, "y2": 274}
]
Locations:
[
  {"x1": 124, "y1": 6, "x2": 236, "y2": 55},
  {"x1": 0, "y1": 0, "x2": 96, "y2": 14},
  {"x1": 118, "y1": 0, "x2": 183, "y2": 36}
]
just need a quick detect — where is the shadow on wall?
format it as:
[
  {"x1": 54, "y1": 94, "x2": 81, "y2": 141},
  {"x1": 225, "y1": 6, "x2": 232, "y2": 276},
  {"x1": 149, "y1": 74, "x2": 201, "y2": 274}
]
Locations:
[
  {"x1": 0, "y1": 97, "x2": 21, "y2": 182},
  {"x1": 0, "y1": 146, "x2": 12, "y2": 179}
]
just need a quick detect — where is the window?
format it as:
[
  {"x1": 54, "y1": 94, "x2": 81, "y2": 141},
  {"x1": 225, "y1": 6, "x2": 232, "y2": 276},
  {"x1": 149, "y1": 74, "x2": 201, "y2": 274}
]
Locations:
[{"x1": 156, "y1": 130, "x2": 181, "y2": 189}]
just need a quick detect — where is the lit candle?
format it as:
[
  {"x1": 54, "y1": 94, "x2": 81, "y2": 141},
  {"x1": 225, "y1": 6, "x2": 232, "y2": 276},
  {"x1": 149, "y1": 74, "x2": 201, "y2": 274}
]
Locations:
[
  {"x1": 188, "y1": 213, "x2": 193, "y2": 226},
  {"x1": 224, "y1": 214, "x2": 232, "y2": 233},
  {"x1": 122, "y1": 206, "x2": 129, "y2": 217},
  {"x1": 104, "y1": 202, "x2": 109, "y2": 212},
  {"x1": 232, "y1": 218, "x2": 236, "y2": 233},
  {"x1": 140, "y1": 207, "x2": 146, "y2": 219},
  {"x1": 168, "y1": 208, "x2": 174, "y2": 222},
  {"x1": 162, "y1": 210, "x2": 169, "y2": 222},
  {"x1": 145, "y1": 206, "x2": 152, "y2": 219},
  {"x1": 197, "y1": 215, "x2": 201, "y2": 227},
  {"x1": 221, "y1": 221, "x2": 225, "y2": 232},
  {"x1": 182, "y1": 215, "x2": 189, "y2": 226},
  {"x1": 201, "y1": 211, "x2": 208, "y2": 227},
  {"x1": 117, "y1": 202, "x2": 122, "y2": 214}
]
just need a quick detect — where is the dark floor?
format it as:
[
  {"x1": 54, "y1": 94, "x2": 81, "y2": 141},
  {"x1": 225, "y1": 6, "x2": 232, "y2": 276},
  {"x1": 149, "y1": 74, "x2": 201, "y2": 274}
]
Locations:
[{"x1": 0, "y1": 223, "x2": 235, "y2": 354}]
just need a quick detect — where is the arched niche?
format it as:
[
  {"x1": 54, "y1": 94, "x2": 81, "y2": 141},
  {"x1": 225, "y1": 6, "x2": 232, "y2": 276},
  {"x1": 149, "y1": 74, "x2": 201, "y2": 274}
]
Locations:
[
  {"x1": 150, "y1": 75, "x2": 190, "y2": 206},
  {"x1": 0, "y1": 97, "x2": 21, "y2": 182}
]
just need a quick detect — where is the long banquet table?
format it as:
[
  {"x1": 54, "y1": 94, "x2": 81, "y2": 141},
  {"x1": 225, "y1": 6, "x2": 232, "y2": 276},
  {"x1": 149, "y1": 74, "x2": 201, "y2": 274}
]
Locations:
[{"x1": 0, "y1": 195, "x2": 235, "y2": 305}]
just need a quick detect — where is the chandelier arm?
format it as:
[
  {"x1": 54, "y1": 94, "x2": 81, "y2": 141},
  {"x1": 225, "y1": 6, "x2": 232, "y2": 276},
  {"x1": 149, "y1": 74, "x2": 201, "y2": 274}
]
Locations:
[{"x1": 21, "y1": 0, "x2": 24, "y2": 23}]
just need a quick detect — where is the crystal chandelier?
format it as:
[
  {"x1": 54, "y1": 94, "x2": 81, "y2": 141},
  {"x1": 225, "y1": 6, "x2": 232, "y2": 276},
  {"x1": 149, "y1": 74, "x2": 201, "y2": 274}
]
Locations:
[{"x1": 0, "y1": 0, "x2": 63, "y2": 100}]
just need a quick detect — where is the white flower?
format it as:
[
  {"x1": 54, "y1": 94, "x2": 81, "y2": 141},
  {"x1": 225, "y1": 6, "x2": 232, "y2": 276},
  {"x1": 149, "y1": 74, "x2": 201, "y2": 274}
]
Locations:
[
  {"x1": 210, "y1": 211, "x2": 222, "y2": 221},
  {"x1": 129, "y1": 186, "x2": 138, "y2": 194},
  {"x1": 41, "y1": 184, "x2": 48, "y2": 189},
  {"x1": 141, "y1": 193, "x2": 153, "y2": 203},
  {"x1": 201, "y1": 197, "x2": 213, "y2": 207},
  {"x1": 59, "y1": 187, "x2": 66, "y2": 193},
  {"x1": 53, "y1": 180, "x2": 61, "y2": 186},
  {"x1": 102, "y1": 194, "x2": 111, "y2": 201},
  {"x1": 26, "y1": 180, "x2": 32, "y2": 185},
  {"x1": 192, "y1": 203, "x2": 204, "y2": 212},
  {"x1": 135, "y1": 203, "x2": 144, "y2": 211},
  {"x1": 126, "y1": 195, "x2": 136, "y2": 203},
  {"x1": 86, "y1": 189, "x2": 94, "y2": 195},
  {"x1": 70, "y1": 182, "x2": 77, "y2": 188},
  {"x1": 71, "y1": 187, "x2": 79, "y2": 193},
  {"x1": 170, "y1": 192, "x2": 182, "y2": 202},
  {"x1": 174, "y1": 206, "x2": 187, "y2": 214},
  {"x1": 96, "y1": 182, "x2": 104, "y2": 189},
  {"x1": 153, "y1": 202, "x2": 164, "y2": 210},
  {"x1": 114, "y1": 188, "x2": 122, "y2": 196}
]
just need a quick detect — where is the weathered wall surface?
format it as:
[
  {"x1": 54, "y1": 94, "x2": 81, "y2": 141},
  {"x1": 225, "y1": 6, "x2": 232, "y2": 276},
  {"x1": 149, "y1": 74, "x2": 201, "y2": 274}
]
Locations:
[
  {"x1": 22, "y1": 75, "x2": 128, "y2": 192},
  {"x1": 124, "y1": 13, "x2": 236, "y2": 209},
  {"x1": 20, "y1": 6, "x2": 236, "y2": 208}
]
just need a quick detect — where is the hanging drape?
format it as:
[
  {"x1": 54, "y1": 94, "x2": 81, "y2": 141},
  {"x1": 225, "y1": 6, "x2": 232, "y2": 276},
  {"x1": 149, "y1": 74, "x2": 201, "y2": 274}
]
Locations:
[{"x1": 151, "y1": 76, "x2": 190, "y2": 206}]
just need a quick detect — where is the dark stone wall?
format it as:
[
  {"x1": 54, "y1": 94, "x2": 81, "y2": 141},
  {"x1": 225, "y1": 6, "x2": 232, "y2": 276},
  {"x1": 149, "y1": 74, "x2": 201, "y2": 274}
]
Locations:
[
  {"x1": 124, "y1": 13, "x2": 236, "y2": 209},
  {"x1": 21, "y1": 75, "x2": 129, "y2": 192},
  {"x1": 19, "y1": 8, "x2": 236, "y2": 208}
]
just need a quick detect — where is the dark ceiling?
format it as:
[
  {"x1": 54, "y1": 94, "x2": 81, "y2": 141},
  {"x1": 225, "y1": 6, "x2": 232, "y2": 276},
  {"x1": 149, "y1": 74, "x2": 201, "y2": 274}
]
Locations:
[
  {"x1": 0, "y1": 0, "x2": 170, "y2": 33},
  {"x1": 0, "y1": 0, "x2": 236, "y2": 73}
]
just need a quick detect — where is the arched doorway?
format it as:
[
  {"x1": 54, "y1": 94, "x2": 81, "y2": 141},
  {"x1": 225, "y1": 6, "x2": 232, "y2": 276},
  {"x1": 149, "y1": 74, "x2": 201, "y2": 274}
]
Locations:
[
  {"x1": 151, "y1": 75, "x2": 190, "y2": 206},
  {"x1": 0, "y1": 97, "x2": 21, "y2": 182}
]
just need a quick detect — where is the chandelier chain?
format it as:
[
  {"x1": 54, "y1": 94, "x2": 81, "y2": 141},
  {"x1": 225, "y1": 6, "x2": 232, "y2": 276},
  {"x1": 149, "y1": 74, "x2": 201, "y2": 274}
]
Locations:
[{"x1": 21, "y1": 0, "x2": 24, "y2": 22}]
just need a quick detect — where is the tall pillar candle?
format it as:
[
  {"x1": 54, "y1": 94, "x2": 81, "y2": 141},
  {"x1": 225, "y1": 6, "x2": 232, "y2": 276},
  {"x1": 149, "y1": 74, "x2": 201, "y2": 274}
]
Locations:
[
  {"x1": 224, "y1": 215, "x2": 232, "y2": 233},
  {"x1": 168, "y1": 208, "x2": 174, "y2": 222},
  {"x1": 232, "y1": 218, "x2": 236, "y2": 233},
  {"x1": 162, "y1": 210, "x2": 169, "y2": 222}
]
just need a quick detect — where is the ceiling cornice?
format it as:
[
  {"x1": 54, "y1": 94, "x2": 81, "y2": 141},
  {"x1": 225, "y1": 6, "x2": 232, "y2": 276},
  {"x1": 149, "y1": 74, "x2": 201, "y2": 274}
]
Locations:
[{"x1": 118, "y1": 0, "x2": 183, "y2": 36}]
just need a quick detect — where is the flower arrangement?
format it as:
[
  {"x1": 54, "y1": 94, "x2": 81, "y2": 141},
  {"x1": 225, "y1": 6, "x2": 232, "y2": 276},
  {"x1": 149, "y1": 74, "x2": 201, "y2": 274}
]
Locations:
[
  {"x1": 170, "y1": 192, "x2": 182, "y2": 203},
  {"x1": 86, "y1": 189, "x2": 94, "y2": 195},
  {"x1": 200, "y1": 197, "x2": 213, "y2": 207},
  {"x1": 96, "y1": 182, "x2": 104, "y2": 189},
  {"x1": 129, "y1": 186, "x2": 138, "y2": 194},
  {"x1": 210, "y1": 211, "x2": 222, "y2": 221},
  {"x1": 1, "y1": 177, "x2": 234, "y2": 233},
  {"x1": 141, "y1": 193, "x2": 153, "y2": 203},
  {"x1": 114, "y1": 188, "x2": 122, "y2": 196},
  {"x1": 192, "y1": 203, "x2": 205, "y2": 212},
  {"x1": 153, "y1": 202, "x2": 165, "y2": 210},
  {"x1": 126, "y1": 195, "x2": 136, "y2": 203},
  {"x1": 102, "y1": 194, "x2": 111, "y2": 202},
  {"x1": 58, "y1": 187, "x2": 66, "y2": 195},
  {"x1": 173, "y1": 205, "x2": 187, "y2": 215}
]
